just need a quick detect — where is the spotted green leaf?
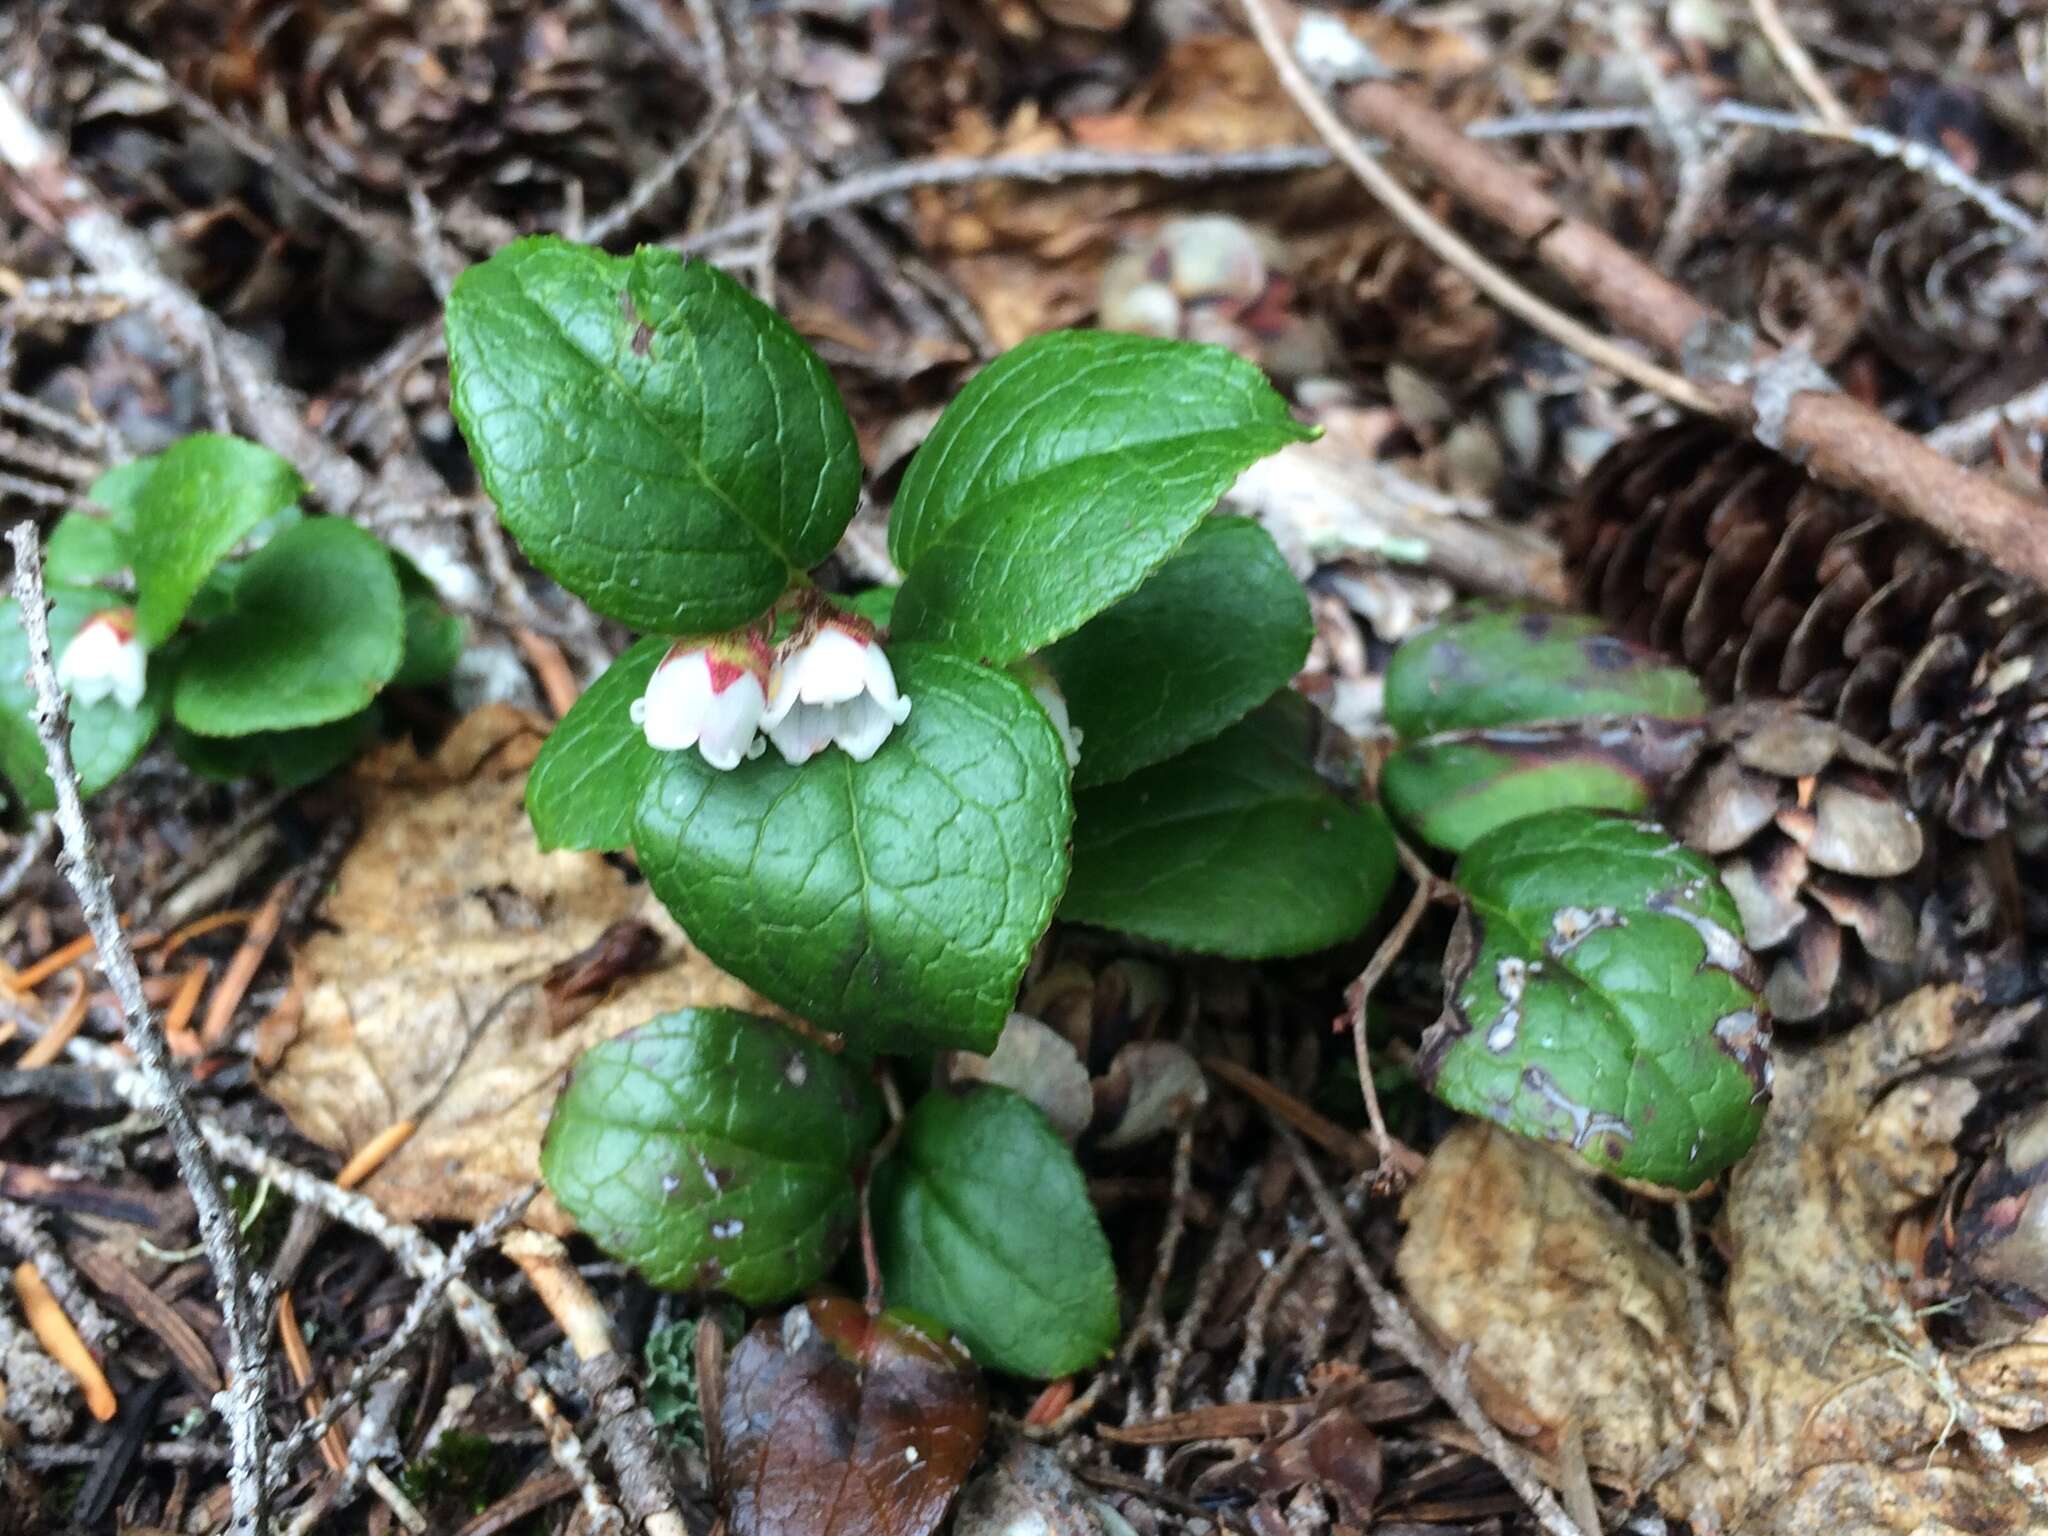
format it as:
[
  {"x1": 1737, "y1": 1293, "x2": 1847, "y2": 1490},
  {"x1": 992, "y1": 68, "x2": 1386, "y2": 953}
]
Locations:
[
  {"x1": 541, "y1": 1009, "x2": 884, "y2": 1303},
  {"x1": 1418, "y1": 807, "x2": 1771, "y2": 1189}
]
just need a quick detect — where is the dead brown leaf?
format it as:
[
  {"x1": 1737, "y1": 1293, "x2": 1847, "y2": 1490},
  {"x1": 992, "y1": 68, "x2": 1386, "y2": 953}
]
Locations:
[
  {"x1": 258, "y1": 706, "x2": 775, "y2": 1231},
  {"x1": 720, "y1": 1298, "x2": 988, "y2": 1536},
  {"x1": 1398, "y1": 986, "x2": 2048, "y2": 1533}
]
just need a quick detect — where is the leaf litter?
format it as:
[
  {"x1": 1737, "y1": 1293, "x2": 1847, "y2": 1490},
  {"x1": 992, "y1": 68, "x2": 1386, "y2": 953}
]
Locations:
[{"x1": 7, "y1": 0, "x2": 2048, "y2": 1532}]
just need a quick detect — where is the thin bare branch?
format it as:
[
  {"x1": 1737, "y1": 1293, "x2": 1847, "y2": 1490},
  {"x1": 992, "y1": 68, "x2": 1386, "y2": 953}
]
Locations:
[{"x1": 5, "y1": 524, "x2": 272, "y2": 1536}]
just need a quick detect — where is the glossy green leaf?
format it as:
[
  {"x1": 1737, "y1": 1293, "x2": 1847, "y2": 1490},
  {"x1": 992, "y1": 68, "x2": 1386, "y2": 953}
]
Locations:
[
  {"x1": 1062, "y1": 693, "x2": 1394, "y2": 958},
  {"x1": 446, "y1": 238, "x2": 861, "y2": 632},
  {"x1": 635, "y1": 648, "x2": 1072, "y2": 1055},
  {"x1": 526, "y1": 635, "x2": 667, "y2": 853},
  {"x1": 173, "y1": 519, "x2": 404, "y2": 737},
  {"x1": 172, "y1": 710, "x2": 381, "y2": 789},
  {"x1": 45, "y1": 512, "x2": 128, "y2": 586},
  {"x1": 1045, "y1": 516, "x2": 1309, "y2": 787},
  {"x1": 1384, "y1": 607, "x2": 1706, "y2": 740},
  {"x1": 127, "y1": 434, "x2": 306, "y2": 646},
  {"x1": 872, "y1": 1084, "x2": 1118, "y2": 1377},
  {"x1": 1382, "y1": 717, "x2": 1706, "y2": 854},
  {"x1": 540, "y1": 1009, "x2": 884, "y2": 1303},
  {"x1": 0, "y1": 588, "x2": 163, "y2": 809},
  {"x1": 1418, "y1": 808, "x2": 1771, "y2": 1189},
  {"x1": 390, "y1": 556, "x2": 464, "y2": 688},
  {"x1": 888, "y1": 331, "x2": 1311, "y2": 664}
]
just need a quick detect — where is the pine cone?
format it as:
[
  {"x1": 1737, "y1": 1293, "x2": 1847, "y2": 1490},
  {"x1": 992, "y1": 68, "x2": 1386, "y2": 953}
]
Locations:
[
  {"x1": 1564, "y1": 419, "x2": 2048, "y2": 840},
  {"x1": 1660, "y1": 703, "x2": 2018, "y2": 1023}
]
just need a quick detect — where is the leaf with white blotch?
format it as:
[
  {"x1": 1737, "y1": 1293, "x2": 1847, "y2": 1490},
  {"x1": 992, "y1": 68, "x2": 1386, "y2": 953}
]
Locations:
[
  {"x1": 634, "y1": 647, "x2": 1072, "y2": 1055},
  {"x1": 1419, "y1": 807, "x2": 1771, "y2": 1189},
  {"x1": 1045, "y1": 516, "x2": 1310, "y2": 787},
  {"x1": 719, "y1": 1298, "x2": 987, "y2": 1536},
  {"x1": 541, "y1": 1009, "x2": 884, "y2": 1303},
  {"x1": 888, "y1": 332, "x2": 1311, "y2": 664},
  {"x1": 447, "y1": 238, "x2": 861, "y2": 632}
]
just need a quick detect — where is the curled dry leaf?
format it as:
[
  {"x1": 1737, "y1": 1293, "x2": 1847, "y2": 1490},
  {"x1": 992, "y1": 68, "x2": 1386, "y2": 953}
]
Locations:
[
  {"x1": 1398, "y1": 986, "x2": 2048, "y2": 1533},
  {"x1": 259, "y1": 706, "x2": 776, "y2": 1230},
  {"x1": 719, "y1": 1298, "x2": 989, "y2": 1536},
  {"x1": 954, "y1": 1436, "x2": 1113, "y2": 1536},
  {"x1": 945, "y1": 1013, "x2": 1094, "y2": 1144},
  {"x1": 1091, "y1": 1041, "x2": 1208, "y2": 1151}
]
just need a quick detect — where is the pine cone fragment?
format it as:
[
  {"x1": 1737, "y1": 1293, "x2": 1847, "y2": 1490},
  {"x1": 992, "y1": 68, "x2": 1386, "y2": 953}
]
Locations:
[
  {"x1": 1566, "y1": 420, "x2": 2048, "y2": 840},
  {"x1": 1666, "y1": 704, "x2": 1928, "y2": 1023}
]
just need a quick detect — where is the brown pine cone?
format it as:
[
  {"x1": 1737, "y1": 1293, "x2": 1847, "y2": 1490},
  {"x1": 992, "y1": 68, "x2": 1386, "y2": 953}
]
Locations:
[
  {"x1": 1662, "y1": 703, "x2": 2017, "y2": 1023},
  {"x1": 1564, "y1": 419, "x2": 2048, "y2": 841}
]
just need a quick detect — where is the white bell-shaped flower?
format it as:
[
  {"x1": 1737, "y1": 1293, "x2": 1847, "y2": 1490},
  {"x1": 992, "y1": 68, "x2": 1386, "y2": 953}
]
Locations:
[
  {"x1": 629, "y1": 634, "x2": 771, "y2": 770},
  {"x1": 762, "y1": 616, "x2": 911, "y2": 765},
  {"x1": 55, "y1": 608, "x2": 147, "y2": 712}
]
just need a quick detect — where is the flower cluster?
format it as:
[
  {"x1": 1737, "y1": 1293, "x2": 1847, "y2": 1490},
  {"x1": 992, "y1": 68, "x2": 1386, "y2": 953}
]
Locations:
[
  {"x1": 56, "y1": 609, "x2": 148, "y2": 712},
  {"x1": 634, "y1": 613, "x2": 911, "y2": 770}
]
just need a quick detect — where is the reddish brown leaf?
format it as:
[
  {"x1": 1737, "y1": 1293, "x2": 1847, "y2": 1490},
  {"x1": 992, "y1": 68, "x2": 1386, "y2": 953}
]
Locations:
[{"x1": 719, "y1": 1298, "x2": 988, "y2": 1536}]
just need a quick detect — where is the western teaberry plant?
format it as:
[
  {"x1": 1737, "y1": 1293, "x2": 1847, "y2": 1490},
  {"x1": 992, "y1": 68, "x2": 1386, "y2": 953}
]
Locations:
[
  {"x1": 444, "y1": 235, "x2": 1399, "y2": 1375},
  {"x1": 0, "y1": 434, "x2": 461, "y2": 810}
]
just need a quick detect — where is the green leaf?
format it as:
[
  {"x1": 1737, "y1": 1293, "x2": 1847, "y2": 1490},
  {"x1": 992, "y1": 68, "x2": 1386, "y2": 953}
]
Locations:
[
  {"x1": 1045, "y1": 516, "x2": 1309, "y2": 787},
  {"x1": 888, "y1": 331, "x2": 1311, "y2": 664},
  {"x1": 45, "y1": 512, "x2": 129, "y2": 586},
  {"x1": 388, "y1": 557, "x2": 464, "y2": 688},
  {"x1": 172, "y1": 709, "x2": 381, "y2": 788},
  {"x1": 127, "y1": 434, "x2": 306, "y2": 646},
  {"x1": 1062, "y1": 693, "x2": 1394, "y2": 958},
  {"x1": 1384, "y1": 606, "x2": 1707, "y2": 740},
  {"x1": 872, "y1": 1085, "x2": 1117, "y2": 1377},
  {"x1": 1420, "y1": 807, "x2": 1771, "y2": 1189},
  {"x1": 84, "y1": 456, "x2": 159, "y2": 528},
  {"x1": 540, "y1": 1009, "x2": 884, "y2": 1303},
  {"x1": 173, "y1": 519, "x2": 405, "y2": 737},
  {"x1": 0, "y1": 589, "x2": 163, "y2": 810},
  {"x1": 634, "y1": 647, "x2": 1072, "y2": 1055},
  {"x1": 838, "y1": 585, "x2": 898, "y2": 629},
  {"x1": 1382, "y1": 717, "x2": 1707, "y2": 854},
  {"x1": 446, "y1": 238, "x2": 862, "y2": 632},
  {"x1": 527, "y1": 636, "x2": 667, "y2": 853}
]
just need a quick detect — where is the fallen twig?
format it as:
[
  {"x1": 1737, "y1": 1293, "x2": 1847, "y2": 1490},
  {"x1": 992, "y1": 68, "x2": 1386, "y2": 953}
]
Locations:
[
  {"x1": 267, "y1": 1184, "x2": 536, "y2": 1491},
  {"x1": 0, "y1": 1198, "x2": 116, "y2": 1348},
  {"x1": 1314, "y1": 56, "x2": 2048, "y2": 594},
  {"x1": 5, "y1": 524, "x2": 273, "y2": 1536},
  {"x1": 506, "y1": 1230, "x2": 696, "y2": 1536},
  {"x1": 1928, "y1": 378, "x2": 2048, "y2": 460}
]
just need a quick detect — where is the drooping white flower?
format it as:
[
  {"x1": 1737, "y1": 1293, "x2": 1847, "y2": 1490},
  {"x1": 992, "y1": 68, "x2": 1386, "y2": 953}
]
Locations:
[
  {"x1": 1014, "y1": 657, "x2": 1083, "y2": 769},
  {"x1": 629, "y1": 633, "x2": 771, "y2": 770},
  {"x1": 762, "y1": 615, "x2": 911, "y2": 766},
  {"x1": 55, "y1": 608, "x2": 147, "y2": 712}
]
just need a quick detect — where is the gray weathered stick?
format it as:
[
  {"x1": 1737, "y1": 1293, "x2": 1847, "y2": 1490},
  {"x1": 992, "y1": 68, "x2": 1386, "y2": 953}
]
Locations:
[{"x1": 6, "y1": 524, "x2": 273, "y2": 1536}]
